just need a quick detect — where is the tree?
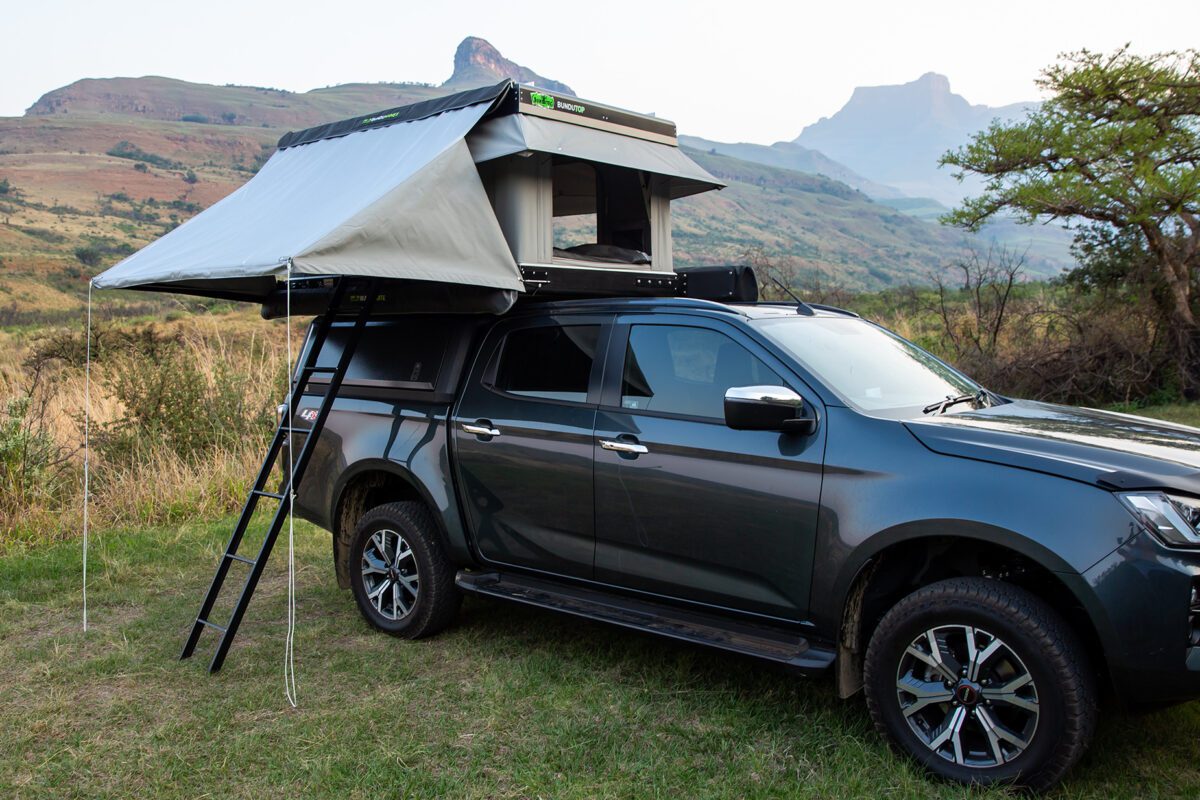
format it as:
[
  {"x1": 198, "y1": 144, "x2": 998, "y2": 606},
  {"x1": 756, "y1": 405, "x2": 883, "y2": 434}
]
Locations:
[{"x1": 941, "y1": 47, "x2": 1200, "y2": 394}]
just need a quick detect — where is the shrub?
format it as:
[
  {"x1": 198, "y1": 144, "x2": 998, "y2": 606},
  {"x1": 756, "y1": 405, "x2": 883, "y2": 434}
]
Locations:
[
  {"x1": 181, "y1": 113, "x2": 210, "y2": 124},
  {"x1": 106, "y1": 141, "x2": 182, "y2": 170},
  {"x1": 95, "y1": 331, "x2": 283, "y2": 467},
  {"x1": 74, "y1": 246, "x2": 101, "y2": 267},
  {"x1": 183, "y1": 169, "x2": 198, "y2": 185},
  {"x1": 0, "y1": 377, "x2": 74, "y2": 527}
]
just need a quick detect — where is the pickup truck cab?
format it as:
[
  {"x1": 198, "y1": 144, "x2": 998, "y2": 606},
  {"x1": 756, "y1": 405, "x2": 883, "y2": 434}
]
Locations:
[{"x1": 291, "y1": 295, "x2": 1200, "y2": 791}]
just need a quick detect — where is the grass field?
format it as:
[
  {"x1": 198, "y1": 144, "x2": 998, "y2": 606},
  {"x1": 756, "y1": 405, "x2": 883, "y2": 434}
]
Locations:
[{"x1": 2, "y1": 509, "x2": 1200, "y2": 799}]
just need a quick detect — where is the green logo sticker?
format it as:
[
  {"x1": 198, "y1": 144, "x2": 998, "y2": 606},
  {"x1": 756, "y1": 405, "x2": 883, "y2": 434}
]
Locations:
[
  {"x1": 530, "y1": 92, "x2": 556, "y2": 110},
  {"x1": 360, "y1": 111, "x2": 401, "y2": 126}
]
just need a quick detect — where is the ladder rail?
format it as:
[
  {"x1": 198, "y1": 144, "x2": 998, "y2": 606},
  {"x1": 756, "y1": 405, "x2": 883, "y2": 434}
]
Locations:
[{"x1": 181, "y1": 277, "x2": 379, "y2": 672}]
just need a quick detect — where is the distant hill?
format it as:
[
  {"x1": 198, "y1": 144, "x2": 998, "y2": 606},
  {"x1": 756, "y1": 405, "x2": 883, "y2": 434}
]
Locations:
[
  {"x1": 25, "y1": 77, "x2": 449, "y2": 130},
  {"x1": 678, "y1": 136, "x2": 904, "y2": 199},
  {"x1": 795, "y1": 72, "x2": 1037, "y2": 205},
  {"x1": 675, "y1": 148, "x2": 1066, "y2": 287}
]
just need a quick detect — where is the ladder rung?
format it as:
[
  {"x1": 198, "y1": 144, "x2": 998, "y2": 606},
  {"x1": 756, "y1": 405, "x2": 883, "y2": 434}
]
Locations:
[
  {"x1": 279, "y1": 427, "x2": 312, "y2": 435},
  {"x1": 252, "y1": 489, "x2": 286, "y2": 501},
  {"x1": 225, "y1": 553, "x2": 255, "y2": 565},
  {"x1": 304, "y1": 366, "x2": 338, "y2": 374},
  {"x1": 198, "y1": 618, "x2": 227, "y2": 634}
]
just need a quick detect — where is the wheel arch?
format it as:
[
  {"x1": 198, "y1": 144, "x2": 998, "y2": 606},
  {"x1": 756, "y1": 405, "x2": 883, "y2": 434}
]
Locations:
[
  {"x1": 329, "y1": 460, "x2": 447, "y2": 589},
  {"x1": 832, "y1": 523, "x2": 1109, "y2": 702}
]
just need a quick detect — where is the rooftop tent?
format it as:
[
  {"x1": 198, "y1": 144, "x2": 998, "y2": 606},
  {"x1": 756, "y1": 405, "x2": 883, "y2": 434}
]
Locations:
[
  {"x1": 90, "y1": 80, "x2": 724, "y2": 307},
  {"x1": 91, "y1": 82, "x2": 524, "y2": 307}
]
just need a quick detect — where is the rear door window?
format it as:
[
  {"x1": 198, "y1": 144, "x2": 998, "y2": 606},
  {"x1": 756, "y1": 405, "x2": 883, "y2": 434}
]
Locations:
[
  {"x1": 620, "y1": 325, "x2": 782, "y2": 419},
  {"x1": 494, "y1": 324, "x2": 601, "y2": 403}
]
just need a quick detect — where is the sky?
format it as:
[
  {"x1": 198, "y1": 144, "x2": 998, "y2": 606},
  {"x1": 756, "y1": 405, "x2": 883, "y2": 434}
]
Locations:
[{"x1": 4, "y1": 0, "x2": 1199, "y2": 143}]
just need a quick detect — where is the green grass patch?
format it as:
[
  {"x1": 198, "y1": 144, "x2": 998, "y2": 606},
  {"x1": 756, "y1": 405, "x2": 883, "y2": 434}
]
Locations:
[
  {"x1": 2, "y1": 515, "x2": 1199, "y2": 797},
  {"x1": 1120, "y1": 403, "x2": 1200, "y2": 429}
]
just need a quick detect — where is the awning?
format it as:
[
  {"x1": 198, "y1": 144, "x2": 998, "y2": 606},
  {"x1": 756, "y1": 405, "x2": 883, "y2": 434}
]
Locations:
[
  {"x1": 92, "y1": 82, "x2": 523, "y2": 305},
  {"x1": 466, "y1": 113, "x2": 723, "y2": 199}
]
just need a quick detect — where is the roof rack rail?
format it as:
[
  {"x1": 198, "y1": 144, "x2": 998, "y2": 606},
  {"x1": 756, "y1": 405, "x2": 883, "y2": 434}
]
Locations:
[
  {"x1": 516, "y1": 295, "x2": 746, "y2": 315},
  {"x1": 806, "y1": 302, "x2": 860, "y2": 318}
]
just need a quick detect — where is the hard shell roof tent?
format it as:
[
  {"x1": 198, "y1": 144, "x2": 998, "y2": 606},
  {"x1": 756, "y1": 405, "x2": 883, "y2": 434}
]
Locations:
[
  {"x1": 91, "y1": 79, "x2": 748, "y2": 314},
  {"x1": 465, "y1": 85, "x2": 717, "y2": 292}
]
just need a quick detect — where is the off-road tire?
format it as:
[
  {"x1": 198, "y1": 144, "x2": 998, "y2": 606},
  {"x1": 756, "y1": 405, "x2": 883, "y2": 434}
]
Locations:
[
  {"x1": 349, "y1": 501, "x2": 461, "y2": 638},
  {"x1": 863, "y1": 577, "x2": 1096, "y2": 792}
]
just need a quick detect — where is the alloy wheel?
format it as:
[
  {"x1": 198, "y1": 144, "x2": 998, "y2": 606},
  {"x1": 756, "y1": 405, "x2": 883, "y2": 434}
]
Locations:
[
  {"x1": 895, "y1": 624, "x2": 1040, "y2": 768},
  {"x1": 360, "y1": 528, "x2": 420, "y2": 620}
]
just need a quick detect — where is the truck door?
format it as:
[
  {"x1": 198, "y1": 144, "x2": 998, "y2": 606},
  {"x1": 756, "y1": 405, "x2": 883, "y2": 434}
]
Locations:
[
  {"x1": 452, "y1": 315, "x2": 608, "y2": 579},
  {"x1": 592, "y1": 316, "x2": 825, "y2": 620}
]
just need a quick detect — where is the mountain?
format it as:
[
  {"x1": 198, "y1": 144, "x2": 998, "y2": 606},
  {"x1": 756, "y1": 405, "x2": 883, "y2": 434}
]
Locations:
[
  {"x1": 678, "y1": 136, "x2": 904, "y2": 200},
  {"x1": 444, "y1": 36, "x2": 573, "y2": 94},
  {"x1": 795, "y1": 72, "x2": 1037, "y2": 205},
  {"x1": 23, "y1": 35, "x2": 572, "y2": 129}
]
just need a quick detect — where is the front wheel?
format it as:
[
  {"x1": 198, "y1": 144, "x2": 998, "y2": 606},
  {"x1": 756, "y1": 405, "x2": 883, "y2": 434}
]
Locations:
[
  {"x1": 348, "y1": 501, "x2": 461, "y2": 638},
  {"x1": 864, "y1": 577, "x2": 1096, "y2": 792}
]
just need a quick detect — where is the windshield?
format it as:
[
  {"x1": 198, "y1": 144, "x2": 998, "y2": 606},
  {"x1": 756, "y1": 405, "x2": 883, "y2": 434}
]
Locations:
[{"x1": 753, "y1": 316, "x2": 982, "y2": 417}]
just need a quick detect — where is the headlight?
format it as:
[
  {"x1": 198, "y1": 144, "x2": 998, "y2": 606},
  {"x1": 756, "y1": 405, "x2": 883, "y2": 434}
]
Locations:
[{"x1": 1119, "y1": 491, "x2": 1200, "y2": 548}]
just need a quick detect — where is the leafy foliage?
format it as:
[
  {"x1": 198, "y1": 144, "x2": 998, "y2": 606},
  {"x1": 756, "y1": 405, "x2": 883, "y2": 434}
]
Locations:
[
  {"x1": 0, "y1": 370, "x2": 73, "y2": 524},
  {"x1": 942, "y1": 46, "x2": 1200, "y2": 393},
  {"x1": 94, "y1": 331, "x2": 281, "y2": 465}
]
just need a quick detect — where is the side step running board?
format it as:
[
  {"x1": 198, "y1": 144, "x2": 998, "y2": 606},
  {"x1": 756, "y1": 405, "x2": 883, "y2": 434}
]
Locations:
[{"x1": 455, "y1": 571, "x2": 836, "y2": 673}]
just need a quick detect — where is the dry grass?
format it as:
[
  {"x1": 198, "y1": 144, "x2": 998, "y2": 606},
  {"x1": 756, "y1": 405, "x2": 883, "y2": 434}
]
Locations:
[{"x1": 0, "y1": 309, "x2": 302, "y2": 549}]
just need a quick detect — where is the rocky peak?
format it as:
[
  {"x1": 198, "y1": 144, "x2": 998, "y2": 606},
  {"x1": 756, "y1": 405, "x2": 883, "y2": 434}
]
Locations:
[{"x1": 444, "y1": 36, "x2": 573, "y2": 95}]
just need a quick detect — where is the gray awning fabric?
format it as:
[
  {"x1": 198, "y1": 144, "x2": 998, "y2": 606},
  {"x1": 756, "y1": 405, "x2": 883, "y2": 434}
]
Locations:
[
  {"x1": 466, "y1": 113, "x2": 724, "y2": 199},
  {"x1": 92, "y1": 94, "x2": 523, "y2": 303}
]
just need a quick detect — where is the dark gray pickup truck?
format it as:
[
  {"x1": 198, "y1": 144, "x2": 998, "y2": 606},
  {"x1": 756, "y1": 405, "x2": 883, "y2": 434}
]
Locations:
[{"x1": 289, "y1": 295, "x2": 1200, "y2": 791}]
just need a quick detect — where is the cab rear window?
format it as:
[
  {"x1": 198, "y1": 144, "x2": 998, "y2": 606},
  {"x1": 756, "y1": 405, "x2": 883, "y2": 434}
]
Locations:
[{"x1": 494, "y1": 325, "x2": 600, "y2": 403}]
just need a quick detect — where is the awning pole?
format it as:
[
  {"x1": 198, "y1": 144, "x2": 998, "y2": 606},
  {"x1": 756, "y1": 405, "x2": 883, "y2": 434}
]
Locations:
[
  {"x1": 82, "y1": 279, "x2": 93, "y2": 632},
  {"x1": 283, "y1": 261, "x2": 299, "y2": 708}
]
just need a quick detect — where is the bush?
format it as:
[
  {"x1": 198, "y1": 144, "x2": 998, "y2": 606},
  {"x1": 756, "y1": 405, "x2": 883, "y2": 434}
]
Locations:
[
  {"x1": 181, "y1": 113, "x2": 210, "y2": 124},
  {"x1": 74, "y1": 246, "x2": 101, "y2": 267},
  {"x1": 183, "y1": 169, "x2": 198, "y2": 185},
  {"x1": 0, "y1": 377, "x2": 74, "y2": 527},
  {"x1": 95, "y1": 332, "x2": 282, "y2": 466},
  {"x1": 106, "y1": 141, "x2": 182, "y2": 170}
]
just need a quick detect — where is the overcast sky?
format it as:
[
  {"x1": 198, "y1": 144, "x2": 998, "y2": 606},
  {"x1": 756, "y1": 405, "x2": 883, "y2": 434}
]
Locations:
[{"x1": 5, "y1": 0, "x2": 1198, "y2": 142}]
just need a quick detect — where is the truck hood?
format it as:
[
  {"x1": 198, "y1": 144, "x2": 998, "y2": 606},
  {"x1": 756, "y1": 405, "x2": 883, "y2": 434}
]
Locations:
[{"x1": 904, "y1": 400, "x2": 1200, "y2": 494}]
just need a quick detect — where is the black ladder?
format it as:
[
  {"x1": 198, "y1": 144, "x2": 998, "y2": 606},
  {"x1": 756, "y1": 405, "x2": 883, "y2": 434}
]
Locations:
[{"x1": 181, "y1": 277, "x2": 379, "y2": 673}]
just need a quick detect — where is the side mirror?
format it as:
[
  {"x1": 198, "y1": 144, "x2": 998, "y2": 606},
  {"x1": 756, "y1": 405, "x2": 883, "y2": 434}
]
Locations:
[{"x1": 724, "y1": 385, "x2": 816, "y2": 435}]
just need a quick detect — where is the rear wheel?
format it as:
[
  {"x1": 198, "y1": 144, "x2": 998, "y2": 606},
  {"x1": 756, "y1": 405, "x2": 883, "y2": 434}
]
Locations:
[
  {"x1": 349, "y1": 501, "x2": 460, "y2": 638},
  {"x1": 864, "y1": 577, "x2": 1096, "y2": 791}
]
